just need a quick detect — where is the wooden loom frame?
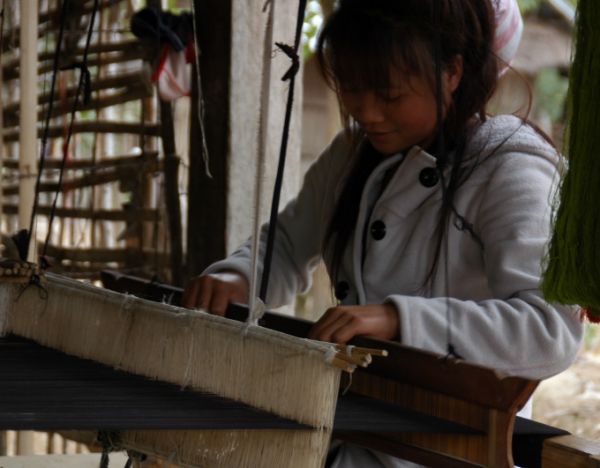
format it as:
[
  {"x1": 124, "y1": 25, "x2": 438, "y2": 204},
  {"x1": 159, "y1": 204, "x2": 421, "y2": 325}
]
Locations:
[{"x1": 98, "y1": 270, "x2": 600, "y2": 468}]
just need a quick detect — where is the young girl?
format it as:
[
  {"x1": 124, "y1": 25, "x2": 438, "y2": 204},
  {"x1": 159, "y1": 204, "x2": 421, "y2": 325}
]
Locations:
[{"x1": 183, "y1": 0, "x2": 583, "y2": 466}]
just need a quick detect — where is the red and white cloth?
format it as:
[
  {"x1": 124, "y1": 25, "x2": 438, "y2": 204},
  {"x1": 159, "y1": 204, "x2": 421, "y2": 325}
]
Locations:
[
  {"x1": 152, "y1": 41, "x2": 196, "y2": 102},
  {"x1": 493, "y1": 0, "x2": 523, "y2": 74}
]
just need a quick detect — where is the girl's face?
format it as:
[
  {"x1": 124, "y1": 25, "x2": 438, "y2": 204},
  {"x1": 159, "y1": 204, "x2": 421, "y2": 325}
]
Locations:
[{"x1": 339, "y1": 64, "x2": 462, "y2": 156}]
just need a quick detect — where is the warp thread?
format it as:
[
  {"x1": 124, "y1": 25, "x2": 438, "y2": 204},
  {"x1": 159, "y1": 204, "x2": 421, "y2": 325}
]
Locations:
[{"x1": 542, "y1": 0, "x2": 600, "y2": 322}]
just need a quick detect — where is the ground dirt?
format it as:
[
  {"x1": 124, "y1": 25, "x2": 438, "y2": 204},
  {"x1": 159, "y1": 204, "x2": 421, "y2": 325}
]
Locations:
[{"x1": 533, "y1": 325, "x2": 600, "y2": 441}]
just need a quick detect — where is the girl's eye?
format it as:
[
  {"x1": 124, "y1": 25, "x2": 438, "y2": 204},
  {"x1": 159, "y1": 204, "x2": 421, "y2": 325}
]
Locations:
[{"x1": 381, "y1": 93, "x2": 406, "y2": 103}]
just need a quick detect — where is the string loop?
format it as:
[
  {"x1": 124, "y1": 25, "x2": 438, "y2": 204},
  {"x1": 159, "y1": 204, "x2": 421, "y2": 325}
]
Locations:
[{"x1": 275, "y1": 42, "x2": 299, "y2": 81}]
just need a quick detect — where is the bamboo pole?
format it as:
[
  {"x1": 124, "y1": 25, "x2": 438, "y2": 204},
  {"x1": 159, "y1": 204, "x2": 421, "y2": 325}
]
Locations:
[
  {"x1": 19, "y1": 0, "x2": 38, "y2": 263},
  {"x1": 0, "y1": 0, "x2": 5, "y2": 241}
]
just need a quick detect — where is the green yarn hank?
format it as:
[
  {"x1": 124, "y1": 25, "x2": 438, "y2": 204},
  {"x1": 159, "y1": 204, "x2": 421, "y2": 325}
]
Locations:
[{"x1": 542, "y1": 0, "x2": 600, "y2": 322}]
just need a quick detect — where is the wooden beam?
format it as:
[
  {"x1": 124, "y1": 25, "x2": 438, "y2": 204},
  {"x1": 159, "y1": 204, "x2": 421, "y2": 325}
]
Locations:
[
  {"x1": 187, "y1": 0, "x2": 231, "y2": 276},
  {"x1": 159, "y1": 101, "x2": 184, "y2": 286}
]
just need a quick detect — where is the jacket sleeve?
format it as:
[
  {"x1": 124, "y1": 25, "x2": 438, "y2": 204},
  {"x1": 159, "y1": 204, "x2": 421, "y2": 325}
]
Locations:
[
  {"x1": 203, "y1": 134, "x2": 348, "y2": 307},
  {"x1": 388, "y1": 150, "x2": 583, "y2": 380}
]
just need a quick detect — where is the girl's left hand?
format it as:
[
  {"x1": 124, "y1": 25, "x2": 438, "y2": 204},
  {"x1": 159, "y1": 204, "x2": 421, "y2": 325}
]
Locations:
[{"x1": 308, "y1": 303, "x2": 399, "y2": 344}]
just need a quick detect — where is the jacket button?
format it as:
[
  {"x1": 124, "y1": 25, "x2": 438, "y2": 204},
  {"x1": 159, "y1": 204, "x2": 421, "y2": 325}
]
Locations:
[
  {"x1": 335, "y1": 281, "x2": 349, "y2": 301},
  {"x1": 370, "y1": 220, "x2": 386, "y2": 240},
  {"x1": 419, "y1": 167, "x2": 439, "y2": 187}
]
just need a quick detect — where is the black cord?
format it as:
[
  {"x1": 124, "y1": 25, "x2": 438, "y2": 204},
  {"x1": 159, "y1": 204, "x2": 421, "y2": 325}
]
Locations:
[
  {"x1": 42, "y1": 0, "x2": 100, "y2": 260},
  {"x1": 258, "y1": 0, "x2": 308, "y2": 302},
  {"x1": 97, "y1": 430, "x2": 121, "y2": 468},
  {"x1": 24, "y1": 0, "x2": 71, "y2": 262}
]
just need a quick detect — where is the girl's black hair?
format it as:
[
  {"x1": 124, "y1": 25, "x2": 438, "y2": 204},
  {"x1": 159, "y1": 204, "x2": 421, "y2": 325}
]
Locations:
[{"x1": 316, "y1": 0, "x2": 500, "y2": 286}]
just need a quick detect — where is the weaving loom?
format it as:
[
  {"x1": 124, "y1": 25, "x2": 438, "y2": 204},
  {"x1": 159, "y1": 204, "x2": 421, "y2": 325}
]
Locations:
[
  {"x1": 0, "y1": 271, "x2": 344, "y2": 467},
  {"x1": 2, "y1": 0, "x2": 600, "y2": 465},
  {"x1": 1, "y1": 270, "x2": 597, "y2": 468}
]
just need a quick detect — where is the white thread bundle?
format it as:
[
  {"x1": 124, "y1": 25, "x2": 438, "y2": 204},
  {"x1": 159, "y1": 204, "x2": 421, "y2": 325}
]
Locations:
[{"x1": 0, "y1": 273, "x2": 341, "y2": 467}]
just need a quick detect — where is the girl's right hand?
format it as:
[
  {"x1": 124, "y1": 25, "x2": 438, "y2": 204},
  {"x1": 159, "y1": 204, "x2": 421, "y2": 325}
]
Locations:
[{"x1": 181, "y1": 272, "x2": 249, "y2": 316}]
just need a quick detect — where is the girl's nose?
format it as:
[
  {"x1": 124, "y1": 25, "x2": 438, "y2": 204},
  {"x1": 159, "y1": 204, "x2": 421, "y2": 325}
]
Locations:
[{"x1": 345, "y1": 92, "x2": 385, "y2": 125}]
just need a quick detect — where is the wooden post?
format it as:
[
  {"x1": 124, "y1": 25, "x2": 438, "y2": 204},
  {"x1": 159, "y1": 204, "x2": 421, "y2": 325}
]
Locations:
[
  {"x1": 187, "y1": 0, "x2": 231, "y2": 276},
  {"x1": 158, "y1": 100, "x2": 184, "y2": 286},
  {"x1": 186, "y1": 0, "x2": 304, "y2": 280},
  {"x1": 16, "y1": 1, "x2": 38, "y2": 453},
  {"x1": 19, "y1": 0, "x2": 38, "y2": 262},
  {"x1": 146, "y1": 0, "x2": 184, "y2": 286},
  {"x1": 0, "y1": 0, "x2": 5, "y2": 237}
]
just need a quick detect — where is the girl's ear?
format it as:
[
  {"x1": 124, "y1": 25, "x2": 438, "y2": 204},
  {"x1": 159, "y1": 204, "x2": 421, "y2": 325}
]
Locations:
[{"x1": 444, "y1": 55, "x2": 464, "y2": 95}]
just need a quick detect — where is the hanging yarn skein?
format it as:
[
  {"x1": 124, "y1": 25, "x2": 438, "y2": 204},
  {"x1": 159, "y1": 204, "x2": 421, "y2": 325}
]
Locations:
[{"x1": 542, "y1": 0, "x2": 600, "y2": 322}]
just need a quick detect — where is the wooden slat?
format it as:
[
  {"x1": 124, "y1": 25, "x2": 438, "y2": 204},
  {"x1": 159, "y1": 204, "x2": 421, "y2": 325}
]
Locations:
[
  {"x1": 2, "y1": 204, "x2": 157, "y2": 222},
  {"x1": 2, "y1": 152, "x2": 159, "y2": 170},
  {"x1": 43, "y1": 245, "x2": 168, "y2": 265},
  {"x1": 3, "y1": 48, "x2": 148, "y2": 82},
  {"x1": 37, "y1": 0, "x2": 126, "y2": 27},
  {"x1": 4, "y1": 70, "x2": 148, "y2": 111},
  {"x1": 1, "y1": 0, "x2": 127, "y2": 55},
  {"x1": 2, "y1": 158, "x2": 161, "y2": 196},
  {"x1": 4, "y1": 85, "x2": 152, "y2": 128},
  {"x1": 3, "y1": 121, "x2": 160, "y2": 143},
  {"x1": 41, "y1": 85, "x2": 152, "y2": 121},
  {"x1": 38, "y1": 39, "x2": 142, "y2": 62}
]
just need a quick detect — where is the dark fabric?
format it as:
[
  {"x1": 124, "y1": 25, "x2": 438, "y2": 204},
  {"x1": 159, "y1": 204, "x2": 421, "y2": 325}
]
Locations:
[
  {"x1": 0, "y1": 335, "x2": 306, "y2": 430},
  {"x1": 130, "y1": 7, "x2": 194, "y2": 52}
]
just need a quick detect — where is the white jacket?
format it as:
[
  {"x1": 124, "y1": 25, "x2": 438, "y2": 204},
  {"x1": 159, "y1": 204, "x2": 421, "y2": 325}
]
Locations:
[{"x1": 206, "y1": 115, "x2": 583, "y2": 379}]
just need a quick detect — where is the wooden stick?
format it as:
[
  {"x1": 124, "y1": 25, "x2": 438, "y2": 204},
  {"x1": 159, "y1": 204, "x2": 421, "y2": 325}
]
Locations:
[
  {"x1": 330, "y1": 356, "x2": 356, "y2": 374},
  {"x1": 333, "y1": 351, "x2": 371, "y2": 368},
  {"x1": 339, "y1": 345, "x2": 389, "y2": 357}
]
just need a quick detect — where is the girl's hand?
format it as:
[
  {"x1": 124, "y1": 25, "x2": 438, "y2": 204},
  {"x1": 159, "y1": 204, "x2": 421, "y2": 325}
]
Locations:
[
  {"x1": 182, "y1": 271, "x2": 249, "y2": 316},
  {"x1": 308, "y1": 303, "x2": 399, "y2": 344}
]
